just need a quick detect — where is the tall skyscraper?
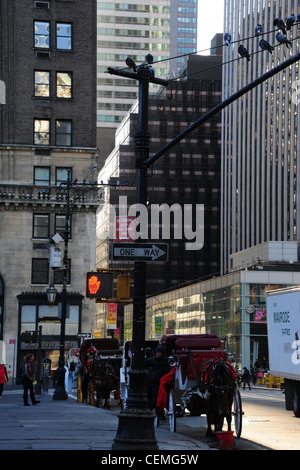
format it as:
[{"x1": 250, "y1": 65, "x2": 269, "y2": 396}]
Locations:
[
  {"x1": 96, "y1": 0, "x2": 198, "y2": 160},
  {"x1": 221, "y1": 0, "x2": 300, "y2": 274}
]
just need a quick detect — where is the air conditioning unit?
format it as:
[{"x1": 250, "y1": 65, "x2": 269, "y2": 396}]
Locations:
[
  {"x1": 34, "y1": 1, "x2": 50, "y2": 8},
  {"x1": 35, "y1": 51, "x2": 51, "y2": 59}
]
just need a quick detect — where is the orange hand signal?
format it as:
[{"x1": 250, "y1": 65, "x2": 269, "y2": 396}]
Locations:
[{"x1": 88, "y1": 275, "x2": 100, "y2": 294}]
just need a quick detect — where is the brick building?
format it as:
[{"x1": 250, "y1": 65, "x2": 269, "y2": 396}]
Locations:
[{"x1": 0, "y1": 0, "x2": 97, "y2": 379}]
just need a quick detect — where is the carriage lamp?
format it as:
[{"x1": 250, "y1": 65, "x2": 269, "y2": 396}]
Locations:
[{"x1": 46, "y1": 283, "x2": 57, "y2": 305}]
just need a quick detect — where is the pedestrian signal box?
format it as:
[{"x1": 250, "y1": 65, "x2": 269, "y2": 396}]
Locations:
[{"x1": 86, "y1": 272, "x2": 113, "y2": 299}]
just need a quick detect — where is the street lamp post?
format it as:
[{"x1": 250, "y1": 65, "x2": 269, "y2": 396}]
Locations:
[
  {"x1": 109, "y1": 63, "x2": 169, "y2": 450},
  {"x1": 53, "y1": 171, "x2": 71, "y2": 401}
]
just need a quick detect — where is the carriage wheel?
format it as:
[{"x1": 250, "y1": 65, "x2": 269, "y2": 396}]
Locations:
[
  {"x1": 77, "y1": 376, "x2": 82, "y2": 403},
  {"x1": 88, "y1": 382, "x2": 95, "y2": 406},
  {"x1": 167, "y1": 389, "x2": 176, "y2": 433},
  {"x1": 233, "y1": 389, "x2": 242, "y2": 438}
]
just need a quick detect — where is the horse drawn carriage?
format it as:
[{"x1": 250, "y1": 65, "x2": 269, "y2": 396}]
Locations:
[
  {"x1": 77, "y1": 338, "x2": 122, "y2": 408},
  {"x1": 156, "y1": 334, "x2": 243, "y2": 438},
  {"x1": 120, "y1": 339, "x2": 159, "y2": 408}
]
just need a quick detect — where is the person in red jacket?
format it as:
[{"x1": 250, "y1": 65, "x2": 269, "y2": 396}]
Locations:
[{"x1": 0, "y1": 361, "x2": 8, "y2": 399}]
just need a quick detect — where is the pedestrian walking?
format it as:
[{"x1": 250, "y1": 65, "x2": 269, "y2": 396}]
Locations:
[
  {"x1": 0, "y1": 361, "x2": 8, "y2": 399},
  {"x1": 242, "y1": 366, "x2": 252, "y2": 390},
  {"x1": 251, "y1": 365, "x2": 257, "y2": 385},
  {"x1": 21, "y1": 354, "x2": 40, "y2": 406}
]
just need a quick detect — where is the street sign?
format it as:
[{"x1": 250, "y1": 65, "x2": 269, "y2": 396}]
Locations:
[
  {"x1": 77, "y1": 333, "x2": 91, "y2": 338},
  {"x1": 112, "y1": 243, "x2": 169, "y2": 262}
]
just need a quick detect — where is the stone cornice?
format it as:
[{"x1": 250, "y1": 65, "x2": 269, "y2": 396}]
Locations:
[{"x1": 0, "y1": 184, "x2": 103, "y2": 212}]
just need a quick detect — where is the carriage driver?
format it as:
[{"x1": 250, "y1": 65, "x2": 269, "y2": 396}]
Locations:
[{"x1": 145, "y1": 345, "x2": 170, "y2": 411}]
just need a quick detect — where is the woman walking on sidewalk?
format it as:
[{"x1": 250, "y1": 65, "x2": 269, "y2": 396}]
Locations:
[
  {"x1": 21, "y1": 354, "x2": 40, "y2": 406},
  {"x1": 0, "y1": 361, "x2": 8, "y2": 399}
]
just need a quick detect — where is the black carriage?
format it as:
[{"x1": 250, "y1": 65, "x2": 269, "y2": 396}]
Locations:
[
  {"x1": 156, "y1": 334, "x2": 243, "y2": 438},
  {"x1": 120, "y1": 339, "x2": 159, "y2": 408},
  {"x1": 77, "y1": 337, "x2": 122, "y2": 408}
]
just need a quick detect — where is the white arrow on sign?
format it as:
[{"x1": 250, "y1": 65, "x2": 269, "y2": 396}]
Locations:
[{"x1": 113, "y1": 244, "x2": 167, "y2": 261}]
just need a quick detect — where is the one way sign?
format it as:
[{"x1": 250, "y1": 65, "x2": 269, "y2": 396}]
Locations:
[{"x1": 112, "y1": 243, "x2": 169, "y2": 262}]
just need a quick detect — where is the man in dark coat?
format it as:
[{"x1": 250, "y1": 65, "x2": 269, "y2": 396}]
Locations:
[
  {"x1": 145, "y1": 345, "x2": 170, "y2": 410},
  {"x1": 21, "y1": 354, "x2": 40, "y2": 406}
]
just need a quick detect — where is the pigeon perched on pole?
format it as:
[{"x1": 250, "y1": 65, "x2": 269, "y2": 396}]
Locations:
[
  {"x1": 125, "y1": 57, "x2": 137, "y2": 72},
  {"x1": 286, "y1": 14, "x2": 296, "y2": 30},
  {"x1": 273, "y1": 18, "x2": 287, "y2": 35},
  {"x1": 238, "y1": 44, "x2": 251, "y2": 61},
  {"x1": 259, "y1": 39, "x2": 274, "y2": 54},
  {"x1": 145, "y1": 54, "x2": 155, "y2": 77},
  {"x1": 276, "y1": 32, "x2": 292, "y2": 48},
  {"x1": 255, "y1": 24, "x2": 263, "y2": 36},
  {"x1": 224, "y1": 33, "x2": 231, "y2": 47}
]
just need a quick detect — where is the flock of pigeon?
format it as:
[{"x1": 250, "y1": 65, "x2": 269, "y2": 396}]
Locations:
[{"x1": 224, "y1": 13, "x2": 300, "y2": 61}]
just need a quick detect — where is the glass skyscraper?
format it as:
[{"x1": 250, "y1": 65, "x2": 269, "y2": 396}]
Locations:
[
  {"x1": 221, "y1": 0, "x2": 300, "y2": 274},
  {"x1": 96, "y1": 0, "x2": 198, "y2": 160}
]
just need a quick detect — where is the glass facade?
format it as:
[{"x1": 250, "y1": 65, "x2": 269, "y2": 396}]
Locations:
[{"x1": 124, "y1": 270, "x2": 299, "y2": 370}]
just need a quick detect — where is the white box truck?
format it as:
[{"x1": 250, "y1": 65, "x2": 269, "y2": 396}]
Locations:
[{"x1": 266, "y1": 287, "x2": 300, "y2": 417}]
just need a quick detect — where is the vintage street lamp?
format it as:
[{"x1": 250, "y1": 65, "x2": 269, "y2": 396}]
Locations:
[{"x1": 46, "y1": 283, "x2": 57, "y2": 305}]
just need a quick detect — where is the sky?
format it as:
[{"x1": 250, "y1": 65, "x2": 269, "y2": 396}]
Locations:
[{"x1": 198, "y1": 1, "x2": 224, "y2": 54}]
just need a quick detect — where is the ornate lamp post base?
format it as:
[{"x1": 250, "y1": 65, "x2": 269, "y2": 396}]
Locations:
[
  {"x1": 112, "y1": 370, "x2": 158, "y2": 450},
  {"x1": 112, "y1": 409, "x2": 158, "y2": 450}
]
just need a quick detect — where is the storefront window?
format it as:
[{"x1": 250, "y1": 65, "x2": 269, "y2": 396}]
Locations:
[{"x1": 21, "y1": 305, "x2": 36, "y2": 332}]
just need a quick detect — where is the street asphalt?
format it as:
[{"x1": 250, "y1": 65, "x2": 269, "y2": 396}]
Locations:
[{"x1": 0, "y1": 388, "x2": 210, "y2": 453}]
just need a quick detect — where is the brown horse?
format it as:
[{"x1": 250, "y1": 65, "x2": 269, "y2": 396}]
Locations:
[
  {"x1": 92, "y1": 358, "x2": 119, "y2": 409},
  {"x1": 199, "y1": 358, "x2": 237, "y2": 437}
]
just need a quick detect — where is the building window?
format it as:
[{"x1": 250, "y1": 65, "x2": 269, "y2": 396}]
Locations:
[
  {"x1": 56, "y1": 120, "x2": 72, "y2": 146},
  {"x1": 56, "y1": 22, "x2": 72, "y2": 50},
  {"x1": 53, "y1": 259, "x2": 71, "y2": 284},
  {"x1": 55, "y1": 214, "x2": 72, "y2": 239},
  {"x1": 34, "y1": 21, "x2": 50, "y2": 49},
  {"x1": 34, "y1": 167, "x2": 51, "y2": 185},
  {"x1": 56, "y1": 167, "x2": 72, "y2": 185},
  {"x1": 34, "y1": 119, "x2": 50, "y2": 145},
  {"x1": 34, "y1": 71, "x2": 50, "y2": 97},
  {"x1": 56, "y1": 72, "x2": 72, "y2": 98},
  {"x1": 32, "y1": 258, "x2": 49, "y2": 284},
  {"x1": 33, "y1": 214, "x2": 50, "y2": 239}
]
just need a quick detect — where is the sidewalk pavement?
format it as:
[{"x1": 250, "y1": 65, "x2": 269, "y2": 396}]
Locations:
[{"x1": 0, "y1": 389, "x2": 210, "y2": 451}]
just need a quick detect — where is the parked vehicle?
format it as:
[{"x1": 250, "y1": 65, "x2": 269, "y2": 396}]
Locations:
[
  {"x1": 77, "y1": 338, "x2": 122, "y2": 408},
  {"x1": 266, "y1": 287, "x2": 300, "y2": 417}
]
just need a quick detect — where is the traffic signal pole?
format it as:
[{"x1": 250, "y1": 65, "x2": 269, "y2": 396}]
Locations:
[
  {"x1": 110, "y1": 65, "x2": 169, "y2": 450},
  {"x1": 107, "y1": 50, "x2": 300, "y2": 449}
]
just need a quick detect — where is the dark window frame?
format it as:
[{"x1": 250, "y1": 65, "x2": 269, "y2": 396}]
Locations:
[
  {"x1": 56, "y1": 71, "x2": 72, "y2": 99},
  {"x1": 56, "y1": 22, "x2": 73, "y2": 50},
  {"x1": 34, "y1": 20, "x2": 51, "y2": 49},
  {"x1": 33, "y1": 213, "x2": 50, "y2": 239},
  {"x1": 34, "y1": 118, "x2": 50, "y2": 146},
  {"x1": 55, "y1": 119, "x2": 72, "y2": 146},
  {"x1": 31, "y1": 258, "x2": 49, "y2": 285},
  {"x1": 34, "y1": 70, "x2": 51, "y2": 98}
]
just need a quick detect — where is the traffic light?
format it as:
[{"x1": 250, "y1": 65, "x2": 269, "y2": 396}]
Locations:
[
  {"x1": 117, "y1": 273, "x2": 131, "y2": 299},
  {"x1": 86, "y1": 272, "x2": 113, "y2": 298}
]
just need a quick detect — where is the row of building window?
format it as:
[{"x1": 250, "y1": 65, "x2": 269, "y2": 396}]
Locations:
[
  {"x1": 34, "y1": 119, "x2": 71, "y2": 146},
  {"x1": 32, "y1": 258, "x2": 71, "y2": 285},
  {"x1": 34, "y1": 21, "x2": 72, "y2": 50},
  {"x1": 35, "y1": 71, "x2": 72, "y2": 98},
  {"x1": 34, "y1": 166, "x2": 72, "y2": 186},
  {"x1": 97, "y1": 4, "x2": 170, "y2": 14},
  {"x1": 33, "y1": 213, "x2": 71, "y2": 239}
]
